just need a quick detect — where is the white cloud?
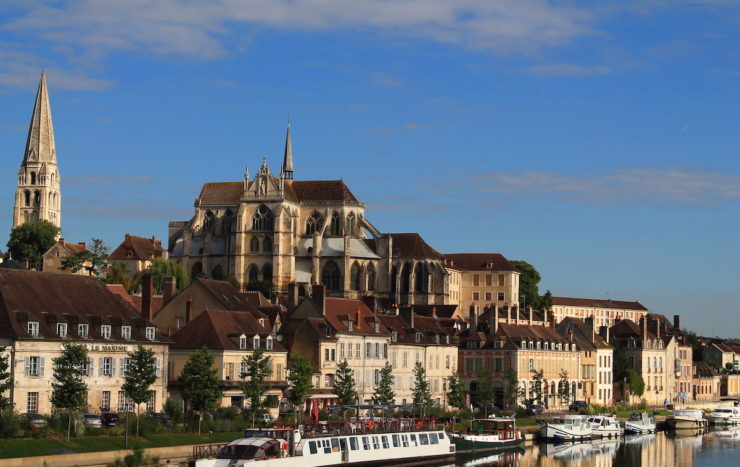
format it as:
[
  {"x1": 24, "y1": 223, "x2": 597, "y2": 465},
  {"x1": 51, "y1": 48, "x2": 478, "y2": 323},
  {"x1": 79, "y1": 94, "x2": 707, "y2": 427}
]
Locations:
[{"x1": 521, "y1": 63, "x2": 611, "y2": 76}]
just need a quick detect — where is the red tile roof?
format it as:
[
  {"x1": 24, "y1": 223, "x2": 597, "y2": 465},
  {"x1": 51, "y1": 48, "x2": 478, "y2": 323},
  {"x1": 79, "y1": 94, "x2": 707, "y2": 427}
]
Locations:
[
  {"x1": 197, "y1": 278, "x2": 268, "y2": 316},
  {"x1": 108, "y1": 234, "x2": 164, "y2": 261},
  {"x1": 322, "y1": 298, "x2": 389, "y2": 335},
  {"x1": 287, "y1": 180, "x2": 359, "y2": 204},
  {"x1": 171, "y1": 309, "x2": 284, "y2": 351},
  {"x1": 106, "y1": 284, "x2": 164, "y2": 316},
  {"x1": 552, "y1": 297, "x2": 648, "y2": 311},
  {"x1": 444, "y1": 253, "x2": 516, "y2": 271},
  {"x1": 383, "y1": 233, "x2": 445, "y2": 259},
  {"x1": 197, "y1": 182, "x2": 244, "y2": 205}
]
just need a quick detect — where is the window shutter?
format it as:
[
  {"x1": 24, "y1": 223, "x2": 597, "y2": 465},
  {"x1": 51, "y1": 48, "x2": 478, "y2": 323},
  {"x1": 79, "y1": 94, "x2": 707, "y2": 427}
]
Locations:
[
  {"x1": 99, "y1": 358, "x2": 104, "y2": 376},
  {"x1": 111, "y1": 358, "x2": 116, "y2": 377},
  {"x1": 39, "y1": 357, "x2": 45, "y2": 377},
  {"x1": 120, "y1": 358, "x2": 125, "y2": 377},
  {"x1": 24, "y1": 357, "x2": 30, "y2": 376},
  {"x1": 156, "y1": 358, "x2": 161, "y2": 377}
]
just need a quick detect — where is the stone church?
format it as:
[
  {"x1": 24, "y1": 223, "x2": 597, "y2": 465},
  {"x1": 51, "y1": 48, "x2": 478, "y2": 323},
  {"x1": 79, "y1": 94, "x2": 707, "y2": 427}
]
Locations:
[
  {"x1": 168, "y1": 125, "x2": 459, "y2": 305},
  {"x1": 13, "y1": 72, "x2": 61, "y2": 229}
]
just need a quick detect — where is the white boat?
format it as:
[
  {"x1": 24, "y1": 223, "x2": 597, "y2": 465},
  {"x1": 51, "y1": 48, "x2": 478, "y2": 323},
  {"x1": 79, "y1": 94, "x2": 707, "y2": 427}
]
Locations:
[
  {"x1": 448, "y1": 417, "x2": 524, "y2": 451},
  {"x1": 624, "y1": 412, "x2": 656, "y2": 435},
  {"x1": 666, "y1": 409, "x2": 708, "y2": 430},
  {"x1": 584, "y1": 415, "x2": 624, "y2": 438},
  {"x1": 194, "y1": 421, "x2": 456, "y2": 467},
  {"x1": 706, "y1": 406, "x2": 740, "y2": 426},
  {"x1": 538, "y1": 415, "x2": 592, "y2": 441}
]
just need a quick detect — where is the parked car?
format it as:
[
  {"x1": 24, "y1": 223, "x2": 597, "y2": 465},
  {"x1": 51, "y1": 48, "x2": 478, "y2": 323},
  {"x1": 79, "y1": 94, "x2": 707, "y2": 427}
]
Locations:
[
  {"x1": 147, "y1": 412, "x2": 173, "y2": 428},
  {"x1": 23, "y1": 413, "x2": 47, "y2": 429},
  {"x1": 569, "y1": 401, "x2": 589, "y2": 412},
  {"x1": 101, "y1": 412, "x2": 119, "y2": 427},
  {"x1": 83, "y1": 413, "x2": 102, "y2": 428},
  {"x1": 527, "y1": 404, "x2": 545, "y2": 416}
]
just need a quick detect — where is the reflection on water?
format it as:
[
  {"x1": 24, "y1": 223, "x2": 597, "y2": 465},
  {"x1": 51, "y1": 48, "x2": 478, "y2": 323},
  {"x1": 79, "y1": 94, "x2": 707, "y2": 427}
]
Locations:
[{"x1": 455, "y1": 427, "x2": 740, "y2": 466}]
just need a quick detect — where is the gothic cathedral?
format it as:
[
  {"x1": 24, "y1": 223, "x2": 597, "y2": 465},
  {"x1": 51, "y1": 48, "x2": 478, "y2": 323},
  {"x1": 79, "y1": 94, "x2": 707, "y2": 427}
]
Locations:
[{"x1": 13, "y1": 72, "x2": 61, "y2": 229}]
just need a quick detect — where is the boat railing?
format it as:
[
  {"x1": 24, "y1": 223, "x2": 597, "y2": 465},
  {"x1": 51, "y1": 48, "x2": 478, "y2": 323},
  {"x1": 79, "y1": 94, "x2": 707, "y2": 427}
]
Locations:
[
  {"x1": 275, "y1": 418, "x2": 439, "y2": 439},
  {"x1": 193, "y1": 443, "x2": 229, "y2": 460}
]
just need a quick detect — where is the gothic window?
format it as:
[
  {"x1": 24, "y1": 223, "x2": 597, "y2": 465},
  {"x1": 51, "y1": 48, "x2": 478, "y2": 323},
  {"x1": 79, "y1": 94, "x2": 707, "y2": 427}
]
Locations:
[
  {"x1": 346, "y1": 213, "x2": 356, "y2": 236},
  {"x1": 30, "y1": 172, "x2": 36, "y2": 185},
  {"x1": 250, "y1": 237, "x2": 260, "y2": 252},
  {"x1": 400, "y1": 262, "x2": 412, "y2": 293},
  {"x1": 263, "y1": 237, "x2": 272, "y2": 253},
  {"x1": 414, "y1": 262, "x2": 426, "y2": 293},
  {"x1": 330, "y1": 212, "x2": 341, "y2": 236},
  {"x1": 48, "y1": 192, "x2": 53, "y2": 207},
  {"x1": 247, "y1": 264, "x2": 259, "y2": 283},
  {"x1": 305, "y1": 212, "x2": 323, "y2": 235},
  {"x1": 322, "y1": 261, "x2": 341, "y2": 291},
  {"x1": 366, "y1": 263, "x2": 376, "y2": 291},
  {"x1": 203, "y1": 211, "x2": 215, "y2": 230},
  {"x1": 262, "y1": 264, "x2": 273, "y2": 282},
  {"x1": 350, "y1": 262, "x2": 361, "y2": 291},
  {"x1": 252, "y1": 205, "x2": 274, "y2": 231},
  {"x1": 50, "y1": 173, "x2": 55, "y2": 185},
  {"x1": 191, "y1": 262, "x2": 203, "y2": 280},
  {"x1": 33, "y1": 190, "x2": 40, "y2": 206},
  {"x1": 390, "y1": 266, "x2": 398, "y2": 294},
  {"x1": 24, "y1": 190, "x2": 30, "y2": 207}
]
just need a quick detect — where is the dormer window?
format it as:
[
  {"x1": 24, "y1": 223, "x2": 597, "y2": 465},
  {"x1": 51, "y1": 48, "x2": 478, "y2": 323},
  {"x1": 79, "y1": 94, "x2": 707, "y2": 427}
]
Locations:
[
  {"x1": 374, "y1": 323, "x2": 380, "y2": 333},
  {"x1": 101, "y1": 325, "x2": 112, "y2": 339},
  {"x1": 239, "y1": 335, "x2": 247, "y2": 350},
  {"x1": 145, "y1": 327, "x2": 156, "y2": 340},
  {"x1": 536, "y1": 341, "x2": 541, "y2": 350},
  {"x1": 253, "y1": 336, "x2": 261, "y2": 349},
  {"x1": 348, "y1": 321, "x2": 353, "y2": 331},
  {"x1": 446, "y1": 335, "x2": 450, "y2": 345},
  {"x1": 564, "y1": 343, "x2": 569, "y2": 351},
  {"x1": 57, "y1": 323, "x2": 67, "y2": 338},
  {"x1": 435, "y1": 335, "x2": 440, "y2": 344},
  {"x1": 259, "y1": 318, "x2": 265, "y2": 327},
  {"x1": 391, "y1": 331, "x2": 398, "y2": 342},
  {"x1": 27, "y1": 322, "x2": 39, "y2": 337},
  {"x1": 121, "y1": 326, "x2": 131, "y2": 340},
  {"x1": 544, "y1": 342, "x2": 549, "y2": 350},
  {"x1": 528, "y1": 341, "x2": 534, "y2": 350},
  {"x1": 266, "y1": 336, "x2": 273, "y2": 350},
  {"x1": 78, "y1": 324, "x2": 88, "y2": 338},
  {"x1": 415, "y1": 332, "x2": 421, "y2": 343}
]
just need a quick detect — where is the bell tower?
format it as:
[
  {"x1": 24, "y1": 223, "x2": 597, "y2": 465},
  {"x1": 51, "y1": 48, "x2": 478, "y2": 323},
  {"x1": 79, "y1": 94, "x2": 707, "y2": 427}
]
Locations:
[{"x1": 13, "y1": 71, "x2": 61, "y2": 229}]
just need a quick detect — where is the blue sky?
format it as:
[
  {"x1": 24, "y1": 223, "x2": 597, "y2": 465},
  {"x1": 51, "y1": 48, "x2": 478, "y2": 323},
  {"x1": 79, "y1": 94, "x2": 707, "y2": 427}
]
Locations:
[{"x1": 1, "y1": 1, "x2": 739, "y2": 337}]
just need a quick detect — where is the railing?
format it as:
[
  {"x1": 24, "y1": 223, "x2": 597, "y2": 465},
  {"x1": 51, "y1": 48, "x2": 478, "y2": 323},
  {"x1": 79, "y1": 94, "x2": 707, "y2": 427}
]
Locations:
[
  {"x1": 193, "y1": 443, "x2": 228, "y2": 460},
  {"x1": 275, "y1": 418, "x2": 439, "y2": 439}
]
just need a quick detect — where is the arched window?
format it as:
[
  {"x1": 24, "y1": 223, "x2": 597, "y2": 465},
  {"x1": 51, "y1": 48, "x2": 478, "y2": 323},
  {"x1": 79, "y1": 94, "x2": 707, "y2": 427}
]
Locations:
[
  {"x1": 350, "y1": 262, "x2": 361, "y2": 291},
  {"x1": 414, "y1": 262, "x2": 426, "y2": 293},
  {"x1": 33, "y1": 190, "x2": 40, "y2": 206},
  {"x1": 247, "y1": 264, "x2": 259, "y2": 283},
  {"x1": 400, "y1": 263, "x2": 412, "y2": 293},
  {"x1": 390, "y1": 266, "x2": 398, "y2": 294},
  {"x1": 50, "y1": 172, "x2": 55, "y2": 185},
  {"x1": 346, "y1": 213, "x2": 356, "y2": 236},
  {"x1": 203, "y1": 210, "x2": 215, "y2": 230},
  {"x1": 252, "y1": 205, "x2": 274, "y2": 231},
  {"x1": 211, "y1": 264, "x2": 225, "y2": 280},
  {"x1": 250, "y1": 237, "x2": 260, "y2": 252},
  {"x1": 305, "y1": 212, "x2": 323, "y2": 235},
  {"x1": 191, "y1": 262, "x2": 203, "y2": 280},
  {"x1": 322, "y1": 261, "x2": 341, "y2": 291},
  {"x1": 330, "y1": 212, "x2": 341, "y2": 236},
  {"x1": 24, "y1": 190, "x2": 30, "y2": 207},
  {"x1": 262, "y1": 264, "x2": 273, "y2": 282},
  {"x1": 30, "y1": 172, "x2": 36, "y2": 185},
  {"x1": 48, "y1": 192, "x2": 53, "y2": 207},
  {"x1": 263, "y1": 237, "x2": 272, "y2": 253},
  {"x1": 366, "y1": 263, "x2": 376, "y2": 291}
]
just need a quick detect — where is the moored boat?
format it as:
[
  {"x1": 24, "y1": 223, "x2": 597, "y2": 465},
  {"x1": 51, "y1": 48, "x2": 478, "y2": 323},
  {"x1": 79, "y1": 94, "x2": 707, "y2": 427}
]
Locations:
[
  {"x1": 624, "y1": 412, "x2": 656, "y2": 435},
  {"x1": 449, "y1": 417, "x2": 524, "y2": 452},
  {"x1": 706, "y1": 406, "x2": 740, "y2": 426},
  {"x1": 538, "y1": 414, "x2": 592, "y2": 441},
  {"x1": 584, "y1": 414, "x2": 623, "y2": 438},
  {"x1": 666, "y1": 409, "x2": 708, "y2": 430}
]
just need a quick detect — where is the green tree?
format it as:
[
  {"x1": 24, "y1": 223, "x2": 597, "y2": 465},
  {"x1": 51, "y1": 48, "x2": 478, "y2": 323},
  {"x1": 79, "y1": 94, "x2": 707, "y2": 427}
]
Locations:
[
  {"x1": 558, "y1": 369, "x2": 571, "y2": 404},
  {"x1": 446, "y1": 372, "x2": 466, "y2": 410},
  {"x1": 372, "y1": 362, "x2": 395, "y2": 406},
  {"x1": 105, "y1": 262, "x2": 136, "y2": 292},
  {"x1": 625, "y1": 369, "x2": 645, "y2": 397},
  {"x1": 239, "y1": 349, "x2": 272, "y2": 416},
  {"x1": 180, "y1": 347, "x2": 221, "y2": 418},
  {"x1": 510, "y1": 260, "x2": 542, "y2": 309},
  {"x1": 477, "y1": 369, "x2": 496, "y2": 411},
  {"x1": 334, "y1": 360, "x2": 358, "y2": 406},
  {"x1": 246, "y1": 280, "x2": 274, "y2": 300},
  {"x1": 133, "y1": 258, "x2": 189, "y2": 294},
  {"x1": 122, "y1": 345, "x2": 157, "y2": 437},
  {"x1": 61, "y1": 238, "x2": 109, "y2": 277},
  {"x1": 0, "y1": 347, "x2": 13, "y2": 410},
  {"x1": 412, "y1": 361, "x2": 433, "y2": 414},
  {"x1": 286, "y1": 355, "x2": 313, "y2": 420},
  {"x1": 505, "y1": 368, "x2": 522, "y2": 409},
  {"x1": 530, "y1": 369, "x2": 545, "y2": 405},
  {"x1": 51, "y1": 340, "x2": 88, "y2": 439},
  {"x1": 541, "y1": 290, "x2": 553, "y2": 311},
  {"x1": 6, "y1": 220, "x2": 60, "y2": 270}
]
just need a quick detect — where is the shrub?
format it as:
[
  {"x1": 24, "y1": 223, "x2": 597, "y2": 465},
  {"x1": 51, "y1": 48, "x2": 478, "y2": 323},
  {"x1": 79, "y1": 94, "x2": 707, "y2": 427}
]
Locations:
[
  {"x1": 164, "y1": 398, "x2": 184, "y2": 424},
  {"x1": 637, "y1": 399, "x2": 648, "y2": 411},
  {"x1": 107, "y1": 446, "x2": 159, "y2": 467},
  {"x1": 0, "y1": 409, "x2": 23, "y2": 438}
]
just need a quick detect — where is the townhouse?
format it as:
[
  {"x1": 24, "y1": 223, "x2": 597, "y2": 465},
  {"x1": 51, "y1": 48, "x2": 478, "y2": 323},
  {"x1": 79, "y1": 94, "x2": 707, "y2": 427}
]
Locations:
[{"x1": 556, "y1": 317, "x2": 613, "y2": 405}]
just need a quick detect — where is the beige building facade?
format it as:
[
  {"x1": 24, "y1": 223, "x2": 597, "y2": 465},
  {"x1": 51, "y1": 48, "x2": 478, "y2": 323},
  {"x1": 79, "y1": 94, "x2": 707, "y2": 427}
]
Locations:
[
  {"x1": 551, "y1": 297, "x2": 648, "y2": 328},
  {"x1": 42, "y1": 238, "x2": 92, "y2": 275}
]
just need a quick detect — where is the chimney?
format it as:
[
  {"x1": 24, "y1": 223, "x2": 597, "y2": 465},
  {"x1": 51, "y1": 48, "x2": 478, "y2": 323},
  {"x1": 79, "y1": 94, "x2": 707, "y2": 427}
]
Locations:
[
  {"x1": 311, "y1": 284, "x2": 326, "y2": 315},
  {"x1": 585, "y1": 315, "x2": 595, "y2": 342},
  {"x1": 549, "y1": 313, "x2": 556, "y2": 329},
  {"x1": 493, "y1": 310, "x2": 499, "y2": 334},
  {"x1": 506, "y1": 306, "x2": 511, "y2": 325},
  {"x1": 655, "y1": 316, "x2": 661, "y2": 339},
  {"x1": 514, "y1": 306, "x2": 519, "y2": 325},
  {"x1": 142, "y1": 273, "x2": 154, "y2": 321},
  {"x1": 288, "y1": 282, "x2": 299, "y2": 308},
  {"x1": 542, "y1": 308, "x2": 547, "y2": 326},
  {"x1": 163, "y1": 276, "x2": 176, "y2": 306},
  {"x1": 431, "y1": 306, "x2": 437, "y2": 319},
  {"x1": 568, "y1": 327, "x2": 574, "y2": 342},
  {"x1": 640, "y1": 316, "x2": 647, "y2": 344},
  {"x1": 355, "y1": 308, "x2": 362, "y2": 329},
  {"x1": 400, "y1": 306, "x2": 414, "y2": 329},
  {"x1": 469, "y1": 304, "x2": 478, "y2": 332},
  {"x1": 598, "y1": 325, "x2": 610, "y2": 342},
  {"x1": 527, "y1": 305, "x2": 533, "y2": 325},
  {"x1": 674, "y1": 314, "x2": 681, "y2": 330},
  {"x1": 185, "y1": 296, "x2": 193, "y2": 323}
]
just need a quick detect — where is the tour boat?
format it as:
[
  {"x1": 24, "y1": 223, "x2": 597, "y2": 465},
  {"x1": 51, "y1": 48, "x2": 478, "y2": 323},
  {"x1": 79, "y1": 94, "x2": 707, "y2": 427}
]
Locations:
[
  {"x1": 706, "y1": 406, "x2": 740, "y2": 426},
  {"x1": 193, "y1": 419, "x2": 455, "y2": 467},
  {"x1": 666, "y1": 409, "x2": 708, "y2": 430},
  {"x1": 538, "y1": 415, "x2": 592, "y2": 441},
  {"x1": 584, "y1": 414, "x2": 624, "y2": 438},
  {"x1": 623, "y1": 412, "x2": 656, "y2": 435},
  {"x1": 448, "y1": 416, "x2": 524, "y2": 452}
]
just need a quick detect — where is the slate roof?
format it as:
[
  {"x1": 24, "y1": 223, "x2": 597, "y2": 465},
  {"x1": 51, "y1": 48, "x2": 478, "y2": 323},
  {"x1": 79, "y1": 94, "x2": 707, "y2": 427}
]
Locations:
[
  {"x1": 171, "y1": 309, "x2": 285, "y2": 351},
  {"x1": 444, "y1": 253, "x2": 517, "y2": 271},
  {"x1": 552, "y1": 297, "x2": 648, "y2": 311},
  {"x1": 106, "y1": 284, "x2": 164, "y2": 316},
  {"x1": 556, "y1": 317, "x2": 612, "y2": 350},
  {"x1": 197, "y1": 278, "x2": 268, "y2": 317},
  {"x1": 108, "y1": 234, "x2": 164, "y2": 261}
]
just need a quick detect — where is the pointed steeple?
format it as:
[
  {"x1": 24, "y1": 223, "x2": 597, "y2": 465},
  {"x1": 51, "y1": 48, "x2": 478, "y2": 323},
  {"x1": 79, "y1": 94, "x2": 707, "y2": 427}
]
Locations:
[
  {"x1": 282, "y1": 122, "x2": 294, "y2": 179},
  {"x1": 23, "y1": 71, "x2": 56, "y2": 164}
]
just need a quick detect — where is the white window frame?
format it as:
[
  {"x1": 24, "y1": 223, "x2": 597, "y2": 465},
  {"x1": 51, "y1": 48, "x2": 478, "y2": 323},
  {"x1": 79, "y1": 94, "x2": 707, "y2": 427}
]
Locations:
[
  {"x1": 57, "y1": 323, "x2": 67, "y2": 337},
  {"x1": 253, "y1": 335, "x2": 260, "y2": 349},
  {"x1": 27, "y1": 321, "x2": 39, "y2": 337},
  {"x1": 101, "y1": 325, "x2": 111, "y2": 339},
  {"x1": 121, "y1": 326, "x2": 131, "y2": 340},
  {"x1": 78, "y1": 323, "x2": 89, "y2": 338},
  {"x1": 266, "y1": 336, "x2": 273, "y2": 350},
  {"x1": 27, "y1": 392, "x2": 39, "y2": 413},
  {"x1": 239, "y1": 335, "x2": 247, "y2": 349},
  {"x1": 146, "y1": 327, "x2": 156, "y2": 340}
]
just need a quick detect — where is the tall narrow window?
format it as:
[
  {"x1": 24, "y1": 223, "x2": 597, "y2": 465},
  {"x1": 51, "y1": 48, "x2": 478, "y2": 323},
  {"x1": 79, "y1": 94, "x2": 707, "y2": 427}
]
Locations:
[
  {"x1": 252, "y1": 205, "x2": 274, "y2": 231},
  {"x1": 350, "y1": 262, "x2": 361, "y2": 291},
  {"x1": 305, "y1": 212, "x2": 323, "y2": 235},
  {"x1": 330, "y1": 212, "x2": 341, "y2": 235},
  {"x1": 27, "y1": 322, "x2": 39, "y2": 337},
  {"x1": 366, "y1": 264, "x2": 376, "y2": 291},
  {"x1": 56, "y1": 323, "x2": 67, "y2": 338},
  {"x1": 247, "y1": 264, "x2": 259, "y2": 282},
  {"x1": 250, "y1": 237, "x2": 260, "y2": 252},
  {"x1": 346, "y1": 213, "x2": 356, "y2": 236},
  {"x1": 322, "y1": 261, "x2": 341, "y2": 291},
  {"x1": 263, "y1": 237, "x2": 272, "y2": 252}
]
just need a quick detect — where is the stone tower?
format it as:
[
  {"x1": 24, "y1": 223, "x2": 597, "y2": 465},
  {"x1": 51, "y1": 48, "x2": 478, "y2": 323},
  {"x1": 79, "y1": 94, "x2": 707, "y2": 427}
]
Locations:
[{"x1": 13, "y1": 72, "x2": 61, "y2": 229}]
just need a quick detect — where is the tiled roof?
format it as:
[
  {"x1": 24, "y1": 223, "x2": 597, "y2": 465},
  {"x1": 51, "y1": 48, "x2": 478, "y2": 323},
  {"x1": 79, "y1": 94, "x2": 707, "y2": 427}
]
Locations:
[
  {"x1": 106, "y1": 284, "x2": 164, "y2": 316},
  {"x1": 714, "y1": 343, "x2": 734, "y2": 353},
  {"x1": 171, "y1": 309, "x2": 284, "y2": 351},
  {"x1": 552, "y1": 297, "x2": 648, "y2": 311},
  {"x1": 497, "y1": 322, "x2": 567, "y2": 343},
  {"x1": 322, "y1": 298, "x2": 389, "y2": 335},
  {"x1": 198, "y1": 278, "x2": 267, "y2": 316},
  {"x1": 694, "y1": 361, "x2": 719, "y2": 377},
  {"x1": 556, "y1": 317, "x2": 612, "y2": 350},
  {"x1": 108, "y1": 234, "x2": 164, "y2": 261},
  {"x1": 387, "y1": 233, "x2": 444, "y2": 259},
  {"x1": 197, "y1": 182, "x2": 243, "y2": 205},
  {"x1": 444, "y1": 253, "x2": 516, "y2": 272},
  {"x1": 287, "y1": 180, "x2": 359, "y2": 204},
  {"x1": 0, "y1": 270, "x2": 165, "y2": 342}
]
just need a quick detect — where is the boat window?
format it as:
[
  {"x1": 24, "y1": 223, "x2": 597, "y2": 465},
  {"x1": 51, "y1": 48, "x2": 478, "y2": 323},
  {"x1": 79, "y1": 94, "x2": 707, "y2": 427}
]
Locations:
[
  {"x1": 430, "y1": 433, "x2": 439, "y2": 444},
  {"x1": 438, "y1": 432, "x2": 444, "y2": 440},
  {"x1": 331, "y1": 438, "x2": 340, "y2": 452},
  {"x1": 392, "y1": 434, "x2": 400, "y2": 447},
  {"x1": 372, "y1": 436, "x2": 380, "y2": 449},
  {"x1": 362, "y1": 436, "x2": 371, "y2": 450},
  {"x1": 402, "y1": 435, "x2": 409, "y2": 447},
  {"x1": 323, "y1": 439, "x2": 331, "y2": 454},
  {"x1": 339, "y1": 438, "x2": 347, "y2": 452},
  {"x1": 381, "y1": 435, "x2": 389, "y2": 449},
  {"x1": 350, "y1": 437, "x2": 359, "y2": 450},
  {"x1": 419, "y1": 433, "x2": 429, "y2": 445},
  {"x1": 309, "y1": 441, "x2": 318, "y2": 454}
]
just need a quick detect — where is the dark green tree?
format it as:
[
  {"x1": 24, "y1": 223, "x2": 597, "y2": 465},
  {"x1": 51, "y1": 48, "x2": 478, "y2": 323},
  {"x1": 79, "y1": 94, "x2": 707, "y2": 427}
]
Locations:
[
  {"x1": 122, "y1": 345, "x2": 157, "y2": 436},
  {"x1": 61, "y1": 238, "x2": 109, "y2": 277},
  {"x1": 541, "y1": 289, "x2": 553, "y2": 311},
  {"x1": 446, "y1": 372, "x2": 466, "y2": 410},
  {"x1": 239, "y1": 349, "x2": 272, "y2": 416},
  {"x1": 334, "y1": 360, "x2": 358, "y2": 406},
  {"x1": 286, "y1": 355, "x2": 313, "y2": 419},
  {"x1": 105, "y1": 262, "x2": 136, "y2": 292},
  {"x1": 558, "y1": 369, "x2": 571, "y2": 404},
  {"x1": 372, "y1": 362, "x2": 395, "y2": 406},
  {"x1": 505, "y1": 368, "x2": 522, "y2": 409},
  {"x1": 0, "y1": 347, "x2": 13, "y2": 410},
  {"x1": 133, "y1": 258, "x2": 189, "y2": 294},
  {"x1": 478, "y1": 369, "x2": 495, "y2": 411},
  {"x1": 510, "y1": 260, "x2": 542, "y2": 309},
  {"x1": 625, "y1": 369, "x2": 645, "y2": 397},
  {"x1": 530, "y1": 369, "x2": 545, "y2": 405},
  {"x1": 51, "y1": 340, "x2": 88, "y2": 439},
  {"x1": 180, "y1": 347, "x2": 221, "y2": 417},
  {"x1": 6, "y1": 220, "x2": 60, "y2": 270},
  {"x1": 246, "y1": 280, "x2": 274, "y2": 300},
  {"x1": 412, "y1": 361, "x2": 433, "y2": 413}
]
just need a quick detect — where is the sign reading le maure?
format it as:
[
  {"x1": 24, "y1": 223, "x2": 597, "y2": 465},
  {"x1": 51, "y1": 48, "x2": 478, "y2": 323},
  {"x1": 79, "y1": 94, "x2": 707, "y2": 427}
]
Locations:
[{"x1": 85, "y1": 344, "x2": 130, "y2": 353}]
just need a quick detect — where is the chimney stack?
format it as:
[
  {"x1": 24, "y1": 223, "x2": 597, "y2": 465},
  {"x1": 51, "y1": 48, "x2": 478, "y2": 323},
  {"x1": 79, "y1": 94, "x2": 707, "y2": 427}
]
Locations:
[
  {"x1": 542, "y1": 308, "x2": 548, "y2": 327},
  {"x1": 640, "y1": 316, "x2": 647, "y2": 344},
  {"x1": 142, "y1": 273, "x2": 154, "y2": 321},
  {"x1": 469, "y1": 304, "x2": 478, "y2": 332},
  {"x1": 674, "y1": 314, "x2": 681, "y2": 330},
  {"x1": 288, "y1": 282, "x2": 299, "y2": 308},
  {"x1": 312, "y1": 284, "x2": 326, "y2": 315},
  {"x1": 506, "y1": 306, "x2": 511, "y2": 325},
  {"x1": 598, "y1": 325, "x2": 610, "y2": 342},
  {"x1": 355, "y1": 308, "x2": 362, "y2": 329},
  {"x1": 400, "y1": 306, "x2": 415, "y2": 329},
  {"x1": 163, "y1": 276, "x2": 176, "y2": 306},
  {"x1": 655, "y1": 316, "x2": 661, "y2": 339},
  {"x1": 514, "y1": 306, "x2": 519, "y2": 325},
  {"x1": 185, "y1": 296, "x2": 193, "y2": 323},
  {"x1": 527, "y1": 305, "x2": 533, "y2": 325},
  {"x1": 585, "y1": 315, "x2": 595, "y2": 342}
]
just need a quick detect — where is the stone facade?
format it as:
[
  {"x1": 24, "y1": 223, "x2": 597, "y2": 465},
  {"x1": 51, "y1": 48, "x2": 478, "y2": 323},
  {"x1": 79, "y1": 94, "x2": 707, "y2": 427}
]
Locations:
[
  {"x1": 551, "y1": 297, "x2": 648, "y2": 328},
  {"x1": 42, "y1": 238, "x2": 92, "y2": 275}
]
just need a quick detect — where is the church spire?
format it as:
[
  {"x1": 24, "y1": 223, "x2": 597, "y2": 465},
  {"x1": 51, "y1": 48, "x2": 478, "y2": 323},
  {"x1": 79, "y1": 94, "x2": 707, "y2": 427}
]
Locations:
[
  {"x1": 282, "y1": 121, "x2": 294, "y2": 179},
  {"x1": 23, "y1": 71, "x2": 56, "y2": 164}
]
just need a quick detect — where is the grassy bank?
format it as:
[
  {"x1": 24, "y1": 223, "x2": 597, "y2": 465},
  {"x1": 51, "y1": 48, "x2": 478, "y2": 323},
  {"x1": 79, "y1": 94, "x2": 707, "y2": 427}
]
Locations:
[{"x1": 0, "y1": 431, "x2": 241, "y2": 459}]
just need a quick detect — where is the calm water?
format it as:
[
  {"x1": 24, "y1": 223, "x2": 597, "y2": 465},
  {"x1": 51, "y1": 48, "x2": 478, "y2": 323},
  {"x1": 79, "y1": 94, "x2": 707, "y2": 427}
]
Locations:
[{"x1": 454, "y1": 428, "x2": 740, "y2": 466}]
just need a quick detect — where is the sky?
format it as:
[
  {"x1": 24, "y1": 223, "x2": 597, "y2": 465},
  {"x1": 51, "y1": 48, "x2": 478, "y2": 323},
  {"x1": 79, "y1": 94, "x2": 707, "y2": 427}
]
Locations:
[{"x1": 0, "y1": 1, "x2": 739, "y2": 337}]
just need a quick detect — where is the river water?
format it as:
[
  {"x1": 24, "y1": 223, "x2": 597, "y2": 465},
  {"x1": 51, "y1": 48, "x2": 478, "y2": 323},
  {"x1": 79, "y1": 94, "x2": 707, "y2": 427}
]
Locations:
[{"x1": 454, "y1": 428, "x2": 740, "y2": 466}]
